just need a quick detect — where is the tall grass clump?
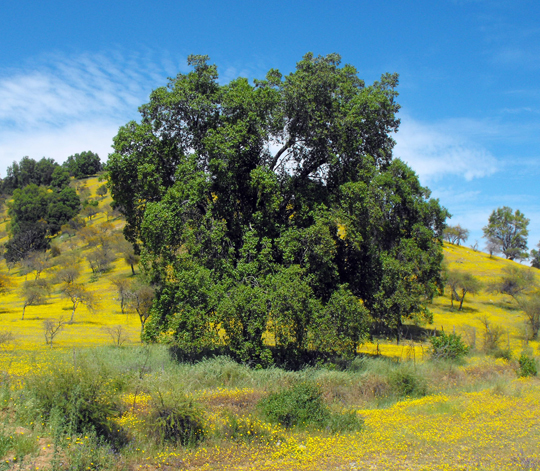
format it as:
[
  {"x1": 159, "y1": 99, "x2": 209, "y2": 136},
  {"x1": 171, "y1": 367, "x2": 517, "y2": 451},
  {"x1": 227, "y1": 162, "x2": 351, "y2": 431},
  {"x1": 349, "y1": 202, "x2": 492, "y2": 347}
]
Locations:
[
  {"x1": 146, "y1": 391, "x2": 206, "y2": 446},
  {"x1": 388, "y1": 366, "x2": 428, "y2": 398},
  {"x1": 20, "y1": 358, "x2": 127, "y2": 447}
]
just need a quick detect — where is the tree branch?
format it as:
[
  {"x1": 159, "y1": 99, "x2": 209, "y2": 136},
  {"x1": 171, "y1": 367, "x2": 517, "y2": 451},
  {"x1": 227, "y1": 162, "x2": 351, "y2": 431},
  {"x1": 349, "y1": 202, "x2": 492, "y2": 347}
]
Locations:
[{"x1": 269, "y1": 137, "x2": 294, "y2": 170}]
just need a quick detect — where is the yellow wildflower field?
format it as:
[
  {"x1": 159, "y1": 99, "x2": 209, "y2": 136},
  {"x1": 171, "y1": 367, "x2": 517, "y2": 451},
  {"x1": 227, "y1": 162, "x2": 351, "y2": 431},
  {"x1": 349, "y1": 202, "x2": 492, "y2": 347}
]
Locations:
[
  {"x1": 147, "y1": 378, "x2": 540, "y2": 470},
  {"x1": 1, "y1": 178, "x2": 540, "y2": 470}
]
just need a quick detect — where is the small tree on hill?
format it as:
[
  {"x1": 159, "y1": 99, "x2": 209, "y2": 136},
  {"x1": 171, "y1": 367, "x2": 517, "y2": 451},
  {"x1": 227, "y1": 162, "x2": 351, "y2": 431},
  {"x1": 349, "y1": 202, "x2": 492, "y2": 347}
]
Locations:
[
  {"x1": 55, "y1": 265, "x2": 81, "y2": 285},
  {"x1": 483, "y1": 207, "x2": 529, "y2": 261},
  {"x1": 127, "y1": 282, "x2": 155, "y2": 334},
  {"x1": 123, "y1": 248, "x2": 140, "y2": 276},
  {"x1": 61, "y1": 283, "x2": 97, "y2": 323},
  {"x1": 96, "y1": 184, "x2": 108, "y2": 198},
  {"x1": 530, "y1": 242, "x2": 540, "y2": 269},
  {"x1": 446, "y1": 270, "x2": 482, "y2": 311},
  {"x1": 21, "y1": 282, "x2": 48, "y2": 320},
  {"x1": 81, "y1": 203, "x2": 99, "y2": 220},
  {"x1": 87, "y1": 248, "x2": 115, "y2": 275},
  {"x1": 487, "y1": 265, "x2": 536, "y2": 302},
  {"x1": 443, "y1": 224, "x2": 469, "y2": 246},
  {"x1": 519, "y1": 296, "x2": 540, "y2": 339},
  {"x1": 0, "y1": 274, "x2": 13, "y2": 296},
  {"x1": 43, "y1": 318, "x2": 65, "y2": 347},
  {"x1": 111, "y1": 277, "x2": 131, "y2": 314},
  {"x1": 24, "y1": 251, "x2": 50, "y2": 280}
]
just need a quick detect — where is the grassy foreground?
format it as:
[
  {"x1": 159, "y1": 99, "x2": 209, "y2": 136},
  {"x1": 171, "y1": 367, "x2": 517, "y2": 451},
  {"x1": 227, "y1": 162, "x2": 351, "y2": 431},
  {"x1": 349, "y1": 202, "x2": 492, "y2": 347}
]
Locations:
[
  {"x1": 0, "y1": 177, "x2": 539, "y2": 469},
  {"x1": 0, "y1": 347, "x2": 539, "y2": 470}
]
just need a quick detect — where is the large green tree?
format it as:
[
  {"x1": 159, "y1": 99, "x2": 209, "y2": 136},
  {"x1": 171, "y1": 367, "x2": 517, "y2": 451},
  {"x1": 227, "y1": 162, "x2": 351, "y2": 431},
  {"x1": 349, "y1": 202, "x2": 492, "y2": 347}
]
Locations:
[
  {"x1": 482, "y1": 206, "x2": 529, "y2": 261},
  {"x1": 107, "y1": 54, "x2": 448, "y2": 362}
]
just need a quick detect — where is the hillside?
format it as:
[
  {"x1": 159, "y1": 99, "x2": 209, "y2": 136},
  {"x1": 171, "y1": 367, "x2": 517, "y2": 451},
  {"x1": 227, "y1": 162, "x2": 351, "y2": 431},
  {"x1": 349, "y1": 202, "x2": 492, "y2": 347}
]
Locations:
[
  {"x1": 0, "y1": 176, "x2": 142, "y2": 355},
  {"x1": 1, "y1": 178, "x2": 540, "y2": 470},
  {"x1": 0, "y1": 179, "x2": 538, "y2": 356}
]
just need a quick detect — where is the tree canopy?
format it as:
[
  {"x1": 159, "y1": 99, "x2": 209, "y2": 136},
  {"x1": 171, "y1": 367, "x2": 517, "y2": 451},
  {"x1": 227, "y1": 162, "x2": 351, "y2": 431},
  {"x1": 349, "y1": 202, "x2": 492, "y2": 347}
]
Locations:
[
  {"x1": 107, "y1": 53, "x2": 448, "y2": 364},
  {"x1": 1, "y1": 156, "x2": 59, "y2": 193},
  {"x1": 63, "y1": 151, "x2": 103, "y2": 179},
  {"x1": 443, "y1": 224, "x2": 469, "y2": 246},
  {"x1": 4, "y1": 183, "x2": 80, "y2": 261},
  {"x1": 482, "y1": 206, "x2": 529, "y2": 261}
]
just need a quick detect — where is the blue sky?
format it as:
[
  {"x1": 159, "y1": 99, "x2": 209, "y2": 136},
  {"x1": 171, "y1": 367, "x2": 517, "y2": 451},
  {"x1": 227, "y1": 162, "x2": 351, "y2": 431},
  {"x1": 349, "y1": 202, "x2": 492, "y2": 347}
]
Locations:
[{"x1": 1, "y1": 0, "x2": 539, "y2": 253}]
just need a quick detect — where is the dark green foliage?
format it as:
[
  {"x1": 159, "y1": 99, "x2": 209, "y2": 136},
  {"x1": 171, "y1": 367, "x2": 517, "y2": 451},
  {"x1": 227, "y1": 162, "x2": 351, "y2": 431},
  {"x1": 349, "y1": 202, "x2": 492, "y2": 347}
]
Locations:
[
  {"x1": 108, "y1": 53, "x2": 448, "y2": 361},
  {"x1": 312, "y1": 284, "x2": 371, "y2": 358},
  {"x1": 50, "y1": 166, "x2": 71, "y2": 189},
  {"x1": 4, "y1": 179, "x2": 81, "y2": 261},
  {"x1": 4, "y1": 223, "x2": 49, "y2": 262},
  {"x1": 1, "y1": 156, "x2": 59, "y2": 193},
  {"x1": 63, "y1": 151, "x2": 102, "y2": 178},
  {"x1": 47, "y1": 186, "x2": 81, "y2": 234},
  {"x1": 430, "y1": 331, "x2": 469, "y2": 360},
  {"x1": 518, "y1": 354, "x2": 538, "y2": 377},
  {"x1": 219, "y1": 283, "x2": 273, "y2": 366},
  {"x1": 259, "y1": 382, "x2": 330, "y2": 428},
  {"x1": 8, "y1": 184, "x2": 50, "y2": 235}
]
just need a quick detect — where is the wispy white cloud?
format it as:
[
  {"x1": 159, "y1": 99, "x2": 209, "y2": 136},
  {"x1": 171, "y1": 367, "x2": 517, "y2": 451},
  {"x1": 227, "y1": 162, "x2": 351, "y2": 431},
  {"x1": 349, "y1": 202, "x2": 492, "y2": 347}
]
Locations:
[
  {"x1": 0, "y1": 50, "x2": 179, "y2": 173},
  {"x1": 394, "y1": 116, "x2": 499, "y2": 182}
]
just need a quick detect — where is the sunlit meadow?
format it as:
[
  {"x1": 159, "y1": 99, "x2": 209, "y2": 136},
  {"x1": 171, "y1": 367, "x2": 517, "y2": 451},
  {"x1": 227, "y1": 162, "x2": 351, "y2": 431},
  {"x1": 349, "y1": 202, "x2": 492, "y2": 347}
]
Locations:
[{"x1": 0, "y1": 177, "x2": 539, "y2": 470}]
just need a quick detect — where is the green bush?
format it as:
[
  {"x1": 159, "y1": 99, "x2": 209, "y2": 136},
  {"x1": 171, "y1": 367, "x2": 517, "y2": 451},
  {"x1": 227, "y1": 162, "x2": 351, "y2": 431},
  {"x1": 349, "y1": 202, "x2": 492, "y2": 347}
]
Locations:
[
  {"x1": 325, "y1": 410, "x2": 364, "y2": 433},
  {"x1": 259, "y1": 382, "x2": 363, "y2": 432},
  {"x1": 430, "y1": 331, "x2": 469, "y2": 360},
  {"x1": 21, "y1": 361, "x2": 126, "y2": 446},
  {"x1": 148, "y1": 395, "x2": 205, "y2": 446},
  {"x1": 389, "y1": 368, "x2": 427, "y2": 398},
  {"x1": 518, "y1": 354, "x2": 538, "y2": 377},
  {"x1": 259, "y1": 382, "x2": 329, "y2": 428}
]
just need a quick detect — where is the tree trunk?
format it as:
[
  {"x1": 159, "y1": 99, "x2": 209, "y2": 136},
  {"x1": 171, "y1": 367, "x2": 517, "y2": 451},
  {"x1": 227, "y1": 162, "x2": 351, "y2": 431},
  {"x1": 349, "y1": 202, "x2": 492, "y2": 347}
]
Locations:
[
  {"x1": 458, "y1": 289, "x2": 467, "y2": 311},
  {"x1": 131, "y1": 263, "x2": 135, "y2": 276},
  {"x1": 70, "y1": 300, "x2": 79, "y2": 323},
  {"x1": 21, "y1": 304, "x2": 26, "y2": 320}
]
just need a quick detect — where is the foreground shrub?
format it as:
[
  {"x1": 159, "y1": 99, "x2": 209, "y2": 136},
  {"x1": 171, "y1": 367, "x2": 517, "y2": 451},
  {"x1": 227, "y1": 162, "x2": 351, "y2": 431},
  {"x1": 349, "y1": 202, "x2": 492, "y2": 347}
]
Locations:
[
  {"x1": 430, "y1": 331, "x2": 469, "y2": 360},
  {"x1": 518, "y1": 354, "x2": 538, "y2": 377},
  {"x1": 21, "y1": 360, "x2": 126, "y2": 446},
  {"x1": 389, "y1": 368, "x2": 427, "y2": 398},
  {"x1": 260, "y1": 382, "x2": 329, "y2": 428},
  {"x1": 147, "y1": 393, "x2": 205, "y2": 446},
  {"x1": 259, "y1": 382, "x2": 362, "y2": 432}
]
